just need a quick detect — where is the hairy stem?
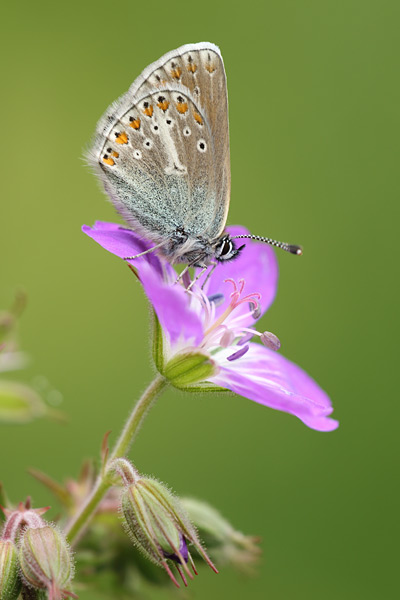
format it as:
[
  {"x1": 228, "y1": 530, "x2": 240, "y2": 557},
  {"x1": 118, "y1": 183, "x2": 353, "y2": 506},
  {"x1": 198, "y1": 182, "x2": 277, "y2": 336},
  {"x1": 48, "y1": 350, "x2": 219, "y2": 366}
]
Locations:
[{"x1": 65, "y1": 374, "x2": 168, "y2": 545}]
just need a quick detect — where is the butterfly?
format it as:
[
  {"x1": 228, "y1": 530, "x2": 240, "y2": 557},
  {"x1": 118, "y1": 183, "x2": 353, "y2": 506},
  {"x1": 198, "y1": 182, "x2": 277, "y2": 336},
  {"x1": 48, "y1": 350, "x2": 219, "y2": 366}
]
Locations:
[{"x1": 87, "y1": 42, "x2": 301, "y2": 281}]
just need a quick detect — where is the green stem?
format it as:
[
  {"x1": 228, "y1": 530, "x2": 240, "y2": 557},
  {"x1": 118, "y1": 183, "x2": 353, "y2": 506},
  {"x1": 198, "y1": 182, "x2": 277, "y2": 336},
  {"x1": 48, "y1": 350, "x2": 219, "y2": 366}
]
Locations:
[{"x1": 65, "y1": 374, "x2": 168, "y2": 545}]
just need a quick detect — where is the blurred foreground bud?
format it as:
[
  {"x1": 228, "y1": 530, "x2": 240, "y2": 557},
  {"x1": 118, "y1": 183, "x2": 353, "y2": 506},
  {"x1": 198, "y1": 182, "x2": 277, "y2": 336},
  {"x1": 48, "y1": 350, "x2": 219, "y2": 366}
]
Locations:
[
  {"x1": 112, "y1": 459, "x2": 218, "y2": 588},
  {"x1": 0, "y1": 381, "x2": 46, "y2": 424},
  {"x1": 19, "y1": 525, "x2": 76, "y2": 600},
  {"x1": 182, "y1": 498, "x2": 261, "y2": 574},
  {"x1": 0, "y1": 293, "x2": 53, "y2": 425},
  {"x1": 0, "y1": 539, "x2": 21, "y2": 600}
]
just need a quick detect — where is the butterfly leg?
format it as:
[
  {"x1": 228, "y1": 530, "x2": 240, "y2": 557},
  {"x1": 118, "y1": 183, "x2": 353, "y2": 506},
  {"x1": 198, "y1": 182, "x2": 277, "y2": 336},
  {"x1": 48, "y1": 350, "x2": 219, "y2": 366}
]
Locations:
[
  {"x1": 200, "y1": 262, "x2": 217, "y2": 289},
  {"x1": 174, "y1": 257, "x2": 217, "y2": 291},
  {"x1": 186, "y1": 266, "x2": 208, "y2": 291},
  {"x1": 174, "y1": 262, "x2": 204, "y2": 288},
  {"x1": 123, "y1": 241, "x2": 164, "y2": 261},
  {"x1": 174, "y1": 260, "x2": 207, "y2": 289},
  {"x1": 174, "y1": 265, "x2": 190, "y2": 286}
]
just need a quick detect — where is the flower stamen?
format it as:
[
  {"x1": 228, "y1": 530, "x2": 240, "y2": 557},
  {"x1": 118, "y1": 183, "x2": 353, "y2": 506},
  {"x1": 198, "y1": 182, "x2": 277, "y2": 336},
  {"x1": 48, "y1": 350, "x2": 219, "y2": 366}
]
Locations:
[
  {"x1": 227, "y1": 345, "x2": 250, "y2": 361},
  {"x1": 260, "y1": 331, "x2": 281, "y2": 351},
  {"x1": 204, "y1": 279, "x2": 261, "y2": 337}
]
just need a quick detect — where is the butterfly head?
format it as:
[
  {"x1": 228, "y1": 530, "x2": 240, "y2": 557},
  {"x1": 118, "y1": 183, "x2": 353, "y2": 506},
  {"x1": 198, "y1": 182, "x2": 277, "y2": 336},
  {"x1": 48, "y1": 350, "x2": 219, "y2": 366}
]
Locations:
[{"x1": 214, "y1": 235, "x2": 246, "y2": 262}]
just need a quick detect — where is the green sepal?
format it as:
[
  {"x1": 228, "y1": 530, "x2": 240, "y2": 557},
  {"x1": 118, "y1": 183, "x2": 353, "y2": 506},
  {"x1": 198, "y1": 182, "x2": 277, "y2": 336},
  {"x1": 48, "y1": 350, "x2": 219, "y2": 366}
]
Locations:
[
  {"x1": 179, "y1": 382, "x2": 232, "y2": 394},
  {"x1": 163, "y1": 351, "x2": 218, "y2": 389},
  {"x1": 0, "y1": 540, "x2": 22, "y2": 600},
  {"x1": 151, "y1": 310, "x2": 165, "y2": 372}
]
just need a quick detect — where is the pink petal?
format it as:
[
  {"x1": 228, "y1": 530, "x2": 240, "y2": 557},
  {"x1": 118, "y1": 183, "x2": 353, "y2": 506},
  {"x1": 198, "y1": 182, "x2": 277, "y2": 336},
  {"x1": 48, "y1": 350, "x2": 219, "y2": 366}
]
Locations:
[{"x1": 211, "y1": 343, "x2": 338, "y2": 432}]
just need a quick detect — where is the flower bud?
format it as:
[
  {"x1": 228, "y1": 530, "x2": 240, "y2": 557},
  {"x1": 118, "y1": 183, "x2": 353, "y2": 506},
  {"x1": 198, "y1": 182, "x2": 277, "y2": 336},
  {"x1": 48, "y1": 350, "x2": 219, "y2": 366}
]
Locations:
[
  {"x1": 0, "y1": 539, "x2": 22, "y2": 600},
  {"x1": 120, "y1": 474, "x2": 217, "y2": 587},
  {"x1": 19, "y1": 525, "x2": 75, "y2": 600}
]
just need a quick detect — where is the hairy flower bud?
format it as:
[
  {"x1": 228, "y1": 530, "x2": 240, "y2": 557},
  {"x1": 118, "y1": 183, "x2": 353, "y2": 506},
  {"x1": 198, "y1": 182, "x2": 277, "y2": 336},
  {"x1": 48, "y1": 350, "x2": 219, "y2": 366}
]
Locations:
[
  {"x1": 19, "y1": 526, "x2": 75, "y2": 600},
  {"x1": 119, "y1": 467, "x2": 217, "y2": 587},
  {"x1": 0, "y1": 539, "x2": 21, "y2": 600}
]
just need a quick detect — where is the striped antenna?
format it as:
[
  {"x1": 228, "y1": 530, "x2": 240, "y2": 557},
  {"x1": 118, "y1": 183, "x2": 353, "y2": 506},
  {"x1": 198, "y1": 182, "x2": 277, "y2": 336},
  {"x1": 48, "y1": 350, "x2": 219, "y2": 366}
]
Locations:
[{"x1": 231, "y1": 234, "x2": 302, "y2": 255}]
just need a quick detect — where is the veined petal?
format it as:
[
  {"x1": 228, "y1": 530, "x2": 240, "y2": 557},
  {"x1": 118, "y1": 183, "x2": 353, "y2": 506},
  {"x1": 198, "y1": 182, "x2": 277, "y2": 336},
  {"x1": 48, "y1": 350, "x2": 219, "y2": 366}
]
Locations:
[
  {"x1": 199, "y1": 226, "x2": 279, "y2": 324},
  {"x1": 82, "y1": 223, "x2": 204, "y2": 346},
  {"x1": 211, "y1": 343, "x2": 338, "y2": 432}
]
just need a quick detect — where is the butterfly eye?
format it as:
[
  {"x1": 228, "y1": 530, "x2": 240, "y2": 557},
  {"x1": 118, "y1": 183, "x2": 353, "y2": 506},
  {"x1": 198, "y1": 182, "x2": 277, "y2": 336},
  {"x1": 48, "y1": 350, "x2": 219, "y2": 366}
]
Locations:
[
  {"x1": 220, "y1": 240, "x2": 233, "y2": 256},
  {"x1": 215, "y1": 238, "x2": 240, "y2": 262}
]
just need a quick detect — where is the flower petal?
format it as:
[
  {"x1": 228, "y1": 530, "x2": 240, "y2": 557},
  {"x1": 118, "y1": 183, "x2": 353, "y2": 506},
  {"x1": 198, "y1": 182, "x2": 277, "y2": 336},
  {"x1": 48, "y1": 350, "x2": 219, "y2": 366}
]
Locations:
[
  {"x1": 82, "y1": 223, "x2": 204, "y2": 345},
  {"x1": 139, "y1": 262, "x2": 204, "y2": 345},
  {"x1": 211, "y1": 343, "x2": 338, "y2": 431},
  {"x1": 199, "y1": 226, "x2": 279, "y2": 323},
  {"x1": 82, "y1": 222, "x2": 171, "y2": 279}
]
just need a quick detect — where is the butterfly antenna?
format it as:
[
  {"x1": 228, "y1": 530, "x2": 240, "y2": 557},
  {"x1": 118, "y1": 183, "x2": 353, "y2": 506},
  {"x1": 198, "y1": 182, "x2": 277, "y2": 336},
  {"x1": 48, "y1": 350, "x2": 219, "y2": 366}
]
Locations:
[{"x1": 231, "y1": 234, "x2": 302, "y2": 255}]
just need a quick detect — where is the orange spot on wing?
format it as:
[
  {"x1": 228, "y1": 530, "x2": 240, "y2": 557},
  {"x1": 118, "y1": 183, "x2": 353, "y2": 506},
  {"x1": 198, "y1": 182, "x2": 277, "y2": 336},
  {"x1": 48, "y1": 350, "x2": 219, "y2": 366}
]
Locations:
[
  {"x1": 193, "y1": 111, "x2": 203, "y2": 125},
  {"x1": 157, "y1": 100, "x2": 169, "y2": 111},
  {"x1": 187, "y1": 63, "x2": 197, "y2": 73},
  {"x1": 205, "y1": 63, "x2": 216, "y2": 73},
  {"x1": 115, "y1": 132, "x2": 128, "y2": 144},
  {"x1": 176, "y1": 102, "x2": 188, "y2": 114},
  {"x1": 129, "y1": 118, "x2": 141, "y2": 130},
  {"x1": 171, "y1": 67, "x2": 182, "y2": 79},
  {"x1": 143, "y1": 105, "x2": 153, "y2": 117},
  {"x1": 102, "y1": 157, "x2": 115, "y2": 166},
  {"x1": 111, "y1": 151, "x2": 119, "y2": 158}
]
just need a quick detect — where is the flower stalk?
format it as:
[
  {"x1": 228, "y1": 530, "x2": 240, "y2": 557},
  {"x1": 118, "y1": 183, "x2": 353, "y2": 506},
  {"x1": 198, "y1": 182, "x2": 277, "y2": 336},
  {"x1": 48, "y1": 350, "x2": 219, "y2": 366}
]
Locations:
[{"x1": 65, "y1": 374, "x2": 168, "y2": 545}]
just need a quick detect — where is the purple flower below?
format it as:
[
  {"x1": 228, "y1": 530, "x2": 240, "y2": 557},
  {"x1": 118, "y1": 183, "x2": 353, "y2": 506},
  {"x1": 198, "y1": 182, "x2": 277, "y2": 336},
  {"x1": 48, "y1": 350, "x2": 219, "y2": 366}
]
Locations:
[
  {"x1": 163, "y1": 534, "x2": 189, "y2": 564},
  {"x1": 82, "y1": 222, "x2": 338, "y2": 432}
]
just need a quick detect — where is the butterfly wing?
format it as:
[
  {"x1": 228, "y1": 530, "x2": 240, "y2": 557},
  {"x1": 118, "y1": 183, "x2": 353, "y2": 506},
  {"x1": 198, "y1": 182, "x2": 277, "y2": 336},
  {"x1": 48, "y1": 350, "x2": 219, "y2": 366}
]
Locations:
[{"x1": 88, "y1": 43, "x2": 230, "y2": 244}]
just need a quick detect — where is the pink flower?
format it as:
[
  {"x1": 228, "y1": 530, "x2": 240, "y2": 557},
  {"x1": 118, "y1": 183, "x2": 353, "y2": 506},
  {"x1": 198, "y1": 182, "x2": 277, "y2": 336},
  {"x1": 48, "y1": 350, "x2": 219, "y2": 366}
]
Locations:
[{"x1": 82, "y1": 222, "x2": 338, "y2": 432}]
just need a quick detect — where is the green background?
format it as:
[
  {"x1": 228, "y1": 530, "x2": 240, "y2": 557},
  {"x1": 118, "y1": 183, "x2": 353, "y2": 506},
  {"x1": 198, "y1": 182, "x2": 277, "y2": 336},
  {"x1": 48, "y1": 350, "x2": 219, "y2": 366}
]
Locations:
[{"x1": 1, "y1": 1, "x2": 398, "y2": 598}]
